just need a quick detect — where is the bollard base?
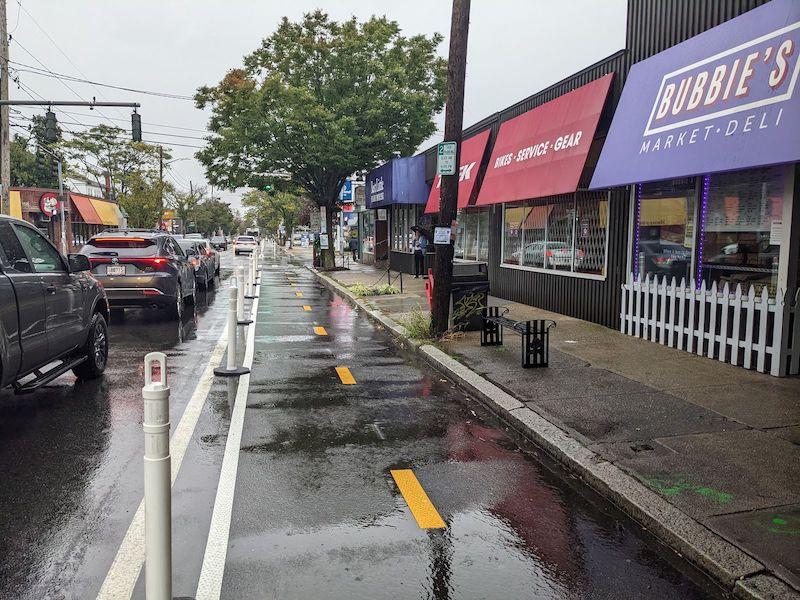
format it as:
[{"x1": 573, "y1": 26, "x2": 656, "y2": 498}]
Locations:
[
  {"x1": 214, "y1": 366, "x2": 250, "y2": 377},
  {"x1": 245, "y1": 295, "x2": 259, "y2": 299},
  {"x1": 237, "y1": 319, "x2": 253, "y2": 325}
]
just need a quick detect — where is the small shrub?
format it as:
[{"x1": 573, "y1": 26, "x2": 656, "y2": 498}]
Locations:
[
  {"x1": 398, "y1": 309, "x2": 434, "y2": 340},
  {"x1": 348, "y1": 283, "x2": 375, "y2": 297},
  {"x1": 375, "y1": 284, "x2": 400, "y2": 296}
]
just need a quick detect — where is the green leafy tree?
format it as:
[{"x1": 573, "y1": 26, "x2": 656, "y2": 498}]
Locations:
[
  {"x1": 242, "y1": 188, "x2": 308, "y2": 247},
  {"x1": 195, "y1": 11, "x2": 446, "y2": 267},
  {"x1": 194, "y1": 199, "x2": 237, "y2": 236},
  {"x1": 168, "y1": 186, "x2": 206, "y2": 234},
  {"x1": 10, "y1": 135, "x2": 39, "y2": 187},
  {"x1": 119, "y1": 173, "x2": 172, "y2": 229},
  {"x1": 61, "y1": 124, "x2": 165, "y2": 199}
]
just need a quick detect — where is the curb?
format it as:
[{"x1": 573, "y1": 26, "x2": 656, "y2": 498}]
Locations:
[{"x1": 306, "y1": 265, "x2": 799, "y2": 600}]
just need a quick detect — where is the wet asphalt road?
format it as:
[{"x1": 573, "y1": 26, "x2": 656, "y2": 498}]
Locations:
[{"x1": 0, "y1": 250, "x2": 724, "y2": 599}]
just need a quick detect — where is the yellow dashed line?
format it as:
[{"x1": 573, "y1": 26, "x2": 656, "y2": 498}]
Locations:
[
  {"x1": 335, "y1": 366, "x2": 356, "y2": 385},
  {"x1": 295, "y1": 291, "x2": 303, "y2": 297},
  {"x1": 302, "y1": 306, "x2": 312, "y2": 311},
  {"x1": 390, "y1": 469, "x2": 446, "y2": 529},
  {"x1": 314, "y1": 326, "x2": 328, "y2": 336}
]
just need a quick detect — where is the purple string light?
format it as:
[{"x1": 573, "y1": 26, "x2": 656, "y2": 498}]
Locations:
[
  {"x1": 633, "y1": 183, "x2": 642, "y2": 280},
  {"x1": 696, "y1": 175, "x2": 711, "y2": 288}
]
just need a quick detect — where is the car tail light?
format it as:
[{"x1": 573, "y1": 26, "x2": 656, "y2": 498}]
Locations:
[
  {"x1": 191, "y1": 258, "x2": 200, "y2": 267},
  {"x1": 202, "y1": 247, "x2": 211, "y2": 256}
]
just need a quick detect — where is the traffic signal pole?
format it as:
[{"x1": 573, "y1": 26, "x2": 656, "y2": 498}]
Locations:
[{"x1": 432, "y1": 0, "x2": 471, "y2": 336}]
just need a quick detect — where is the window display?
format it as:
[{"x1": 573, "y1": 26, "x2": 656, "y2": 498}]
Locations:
[
  {"x1": 502, "y1": 192, "x2": 608, "y2": 276},
  {"x1": 700, "y1": 166, "x2": 785, "y2": 293},
  {"x1": 391, "y1": 205, "x2": 417, "y2": 252}
]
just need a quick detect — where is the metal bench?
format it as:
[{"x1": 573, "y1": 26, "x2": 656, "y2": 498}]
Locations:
[{"x1": 481, "y1": 306, "x2": 556, "y2": 368}]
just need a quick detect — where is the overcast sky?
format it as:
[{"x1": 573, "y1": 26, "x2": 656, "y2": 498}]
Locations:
[{"x1": 9, "y1": 1, "x2": 627, "y2": 211}]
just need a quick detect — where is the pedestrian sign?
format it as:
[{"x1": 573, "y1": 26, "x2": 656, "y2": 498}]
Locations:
[{"x1": 437, "y1": 141, "x2": 457, "y2": 176}]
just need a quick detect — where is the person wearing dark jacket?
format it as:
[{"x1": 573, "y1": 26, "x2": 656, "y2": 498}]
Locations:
[{"x1": 411, "y1": 227, "x2": 428, "y2": 278}]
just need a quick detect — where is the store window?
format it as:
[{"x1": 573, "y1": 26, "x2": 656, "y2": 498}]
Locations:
[
  {"x1": 700, "y1": 166, "x2": 785, "y2": 294},
  {"x1": 391, "y1": 205, "x2": 417, "y2": 252},
  {"x1": 502, "y1": 192, "x2": 608, "y2": 276},
  {"x1": 454, "y1": 209, "x2": 490, "y2": 262},
  {"x1": 360, "y1": 211, "x2": 375, "y2": 255},
  {"x1": 634, "y1": 179, "x2": 696, "y2": 283}
]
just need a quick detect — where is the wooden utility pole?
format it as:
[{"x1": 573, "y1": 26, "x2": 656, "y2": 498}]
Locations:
[
  {"x1": 432, "y1": 0, "x2": 471, "y2": 336},
  {"x1": 0, "y1": 0, "x2": 10, "y2": 215},
  {"x1": 158, "y1": 145, "x2": 164, "y2": 212}
]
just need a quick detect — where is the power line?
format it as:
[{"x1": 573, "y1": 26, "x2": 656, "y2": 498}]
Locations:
[
  {"x1": 10, "y1": 112, "x2": 207, "y2": 140},
  {"x1": 14, "y1": 1, "x2": 131, "y2": 111},
  {"x1": 10, "y1": 61, "x2": 195, "y2": 100}
]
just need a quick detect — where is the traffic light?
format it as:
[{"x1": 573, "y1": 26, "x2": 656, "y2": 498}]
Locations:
[
  {"x1": 44, "y1": 111, "x2": 58, "y2": 143},
  {"x1": 50, "y1": 156, "x2": 60, "y2": 182},
  {"x1": 131, "y1": 112, "x2": 142, "y2": 142}
]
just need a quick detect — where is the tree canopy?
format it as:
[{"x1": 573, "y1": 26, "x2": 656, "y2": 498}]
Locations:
[
  {"x1": 195, "y1": 10, "x2": 446, "y2": 265},
  {"x1": 10, "y1": 114, "x2": 63, "y2": 188}
]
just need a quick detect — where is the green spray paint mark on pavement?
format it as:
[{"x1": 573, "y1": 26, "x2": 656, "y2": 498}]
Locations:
[
  {"x1": 754, "y1": 514, "x2": 800, "y2": 536},
  {"x1": 642, "y1": 476, "x2": 733, "y2": 504}
]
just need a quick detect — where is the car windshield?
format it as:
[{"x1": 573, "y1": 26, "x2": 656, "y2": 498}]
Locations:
[
  {"x1": 237, "y1": 236, "x2": 255, "y2": 242},
  {"x1": 177, "y1": 240, "x2": 196, "y2": 250}
]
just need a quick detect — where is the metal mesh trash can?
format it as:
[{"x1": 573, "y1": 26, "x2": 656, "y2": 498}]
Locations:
[{"x1": 448, "y1": 262, "x2": 489, "y2": 331}]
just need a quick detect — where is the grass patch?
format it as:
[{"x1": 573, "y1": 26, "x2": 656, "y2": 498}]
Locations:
[
  {"x1": 348, "y1": 283, "x2": 400, "y2": 297},
  {"x1": 397, "y1": 309, "x2": 435, "y2": 340}
]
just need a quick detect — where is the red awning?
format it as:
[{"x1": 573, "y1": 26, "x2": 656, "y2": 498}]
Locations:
[
  {"x1": 70, "y1": 193, "x2": 103, "y2": 225},
  {"x1": 476, "y1": 74, "x2": 613, "y2": 207},
  {"x1": 424, "y1": 130, "x2": 491, "y2": 214}
]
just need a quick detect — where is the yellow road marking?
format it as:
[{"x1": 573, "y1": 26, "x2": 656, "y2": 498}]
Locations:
[
  {"x1": 314, "y1": 326, "x2": 328, "y2": 336},
  {"x1": 390, "y1": 469, "x2": 446, "y2": 529},
  {"x1": 335, "y1": 366, "x2": 356, "y2": 385},
  {"x1": 295, "y1": 291, "x2": 303, "y2": 297},
  {"x1": 302, "y1": 306, "x2": 312, "y2": 311}
]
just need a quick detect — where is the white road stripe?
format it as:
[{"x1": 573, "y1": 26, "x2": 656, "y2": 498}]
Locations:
[
  {"x1": 195, "y1": 292, "x2": 260, "y2": 600},
  {"x1": 97, "y1": 321, "x2": 230, "y2": 600}
]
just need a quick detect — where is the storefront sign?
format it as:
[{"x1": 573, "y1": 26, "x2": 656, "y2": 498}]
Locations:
[
  {"x1": 437, "y1": 141, "x2": 457, "y2": 175},
  {"x1": 39, "y1": 192, "x2": 59, "y2": 217},
  {"x1": 476, "y1": 74, "x2": 613, "y2": 206},
  {"x1": 320, "y1": 206, "x2": 327, "y2": 234},
  {"x1": 366, "y1": 155, "x2": 429, "y2": 208},
  {"x1": 591, "y1": 0, "x2": 800, "y2": 188},
  {"x1": 339, "y1": 179, "x2": 353, "y2": 201},
  {"x1": 425, "y1": 130, "x2": 491, "y2": 214}
]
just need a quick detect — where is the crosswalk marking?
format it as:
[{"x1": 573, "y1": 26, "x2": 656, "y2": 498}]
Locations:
[
  {"x1": 390, "y1": 469, "x2": 446, "y2": 529},
  {"x1": 335, "y1": 366, "x2": 356, "y2": 385},
  {"x1": 314, "y1": 326, "x2": 328, "y2": 336}
]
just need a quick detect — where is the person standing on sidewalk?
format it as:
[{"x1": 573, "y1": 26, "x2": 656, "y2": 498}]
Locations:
[{"x1": 411, "y1": 226, "x2": 428, "y2": 278}]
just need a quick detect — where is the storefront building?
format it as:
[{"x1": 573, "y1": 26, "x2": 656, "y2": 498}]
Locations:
[
  {"x1": 591, "y1": 0, "x2": 800, "y2": 375},
  {"x1": 365, "y1": 155, "x2": 430, "y2": 271},
  {"x1": 9, "y1": 187, "x2": 124, "y2": 252}
]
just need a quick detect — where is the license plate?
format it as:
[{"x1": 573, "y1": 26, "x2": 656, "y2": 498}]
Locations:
[{"x1": 107, "y1": 265, "x2": 126, "y2": 275}]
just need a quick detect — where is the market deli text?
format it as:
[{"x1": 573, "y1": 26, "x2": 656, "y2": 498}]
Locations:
[
  {"x1": 641, "y1": 23, "x2": 799, "y2": 153},
  {"x1": 493, "y1": 130, "x2": 584, "y2": 169}
]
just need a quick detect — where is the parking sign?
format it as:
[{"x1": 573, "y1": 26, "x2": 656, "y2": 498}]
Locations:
[{"x1": 437, "y1": 141, "x2": 457, "y2": 176}]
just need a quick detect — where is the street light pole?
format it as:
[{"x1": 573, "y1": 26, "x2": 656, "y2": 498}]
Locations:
[{"x1": 57, "y1": 160, "x2": 67, "y2": 254}]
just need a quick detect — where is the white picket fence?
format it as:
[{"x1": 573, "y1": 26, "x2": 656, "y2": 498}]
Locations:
[{"x1": 620, "y1": 273, "x2": 800, "y2": 376}]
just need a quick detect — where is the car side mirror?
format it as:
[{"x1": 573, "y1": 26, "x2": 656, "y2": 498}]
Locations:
[{"x1": 68, "y1": 253, "x2": 91, "y2": 273}]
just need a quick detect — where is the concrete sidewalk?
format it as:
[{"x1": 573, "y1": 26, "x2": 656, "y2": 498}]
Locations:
[{"x1": 304, "y1": 256, "x2": 800, "y2": 599}]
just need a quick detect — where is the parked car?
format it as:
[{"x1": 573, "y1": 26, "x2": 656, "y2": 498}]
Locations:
[
  {"x1": 210, "y1": 235, "x2": 228, "y2": 251},
  {"x1": 195, "y1": 239, "x2": 220, "y2": 275},
  {"x1": 0, "y1": 216, "x2": 109, "y2": 392},
  {"x1": 80, "y1": 229, "x2": 196, "y2": 320},
  {"x1": 177, "y1": 239, "x2": 215, "y2": 289},
  {"x1": 233, "y1": 235, "x2": 258, "y2": 255}
]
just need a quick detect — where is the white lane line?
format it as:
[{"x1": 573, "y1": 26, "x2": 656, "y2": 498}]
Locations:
[
  {"x1": 97, "y1": 320, "x2": 230, "y2": 600},
  {"x1": 195, "y1": 292, "x2": 260, "y2": 600}
]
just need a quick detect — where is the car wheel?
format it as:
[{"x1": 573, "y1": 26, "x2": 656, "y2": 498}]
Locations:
[
  {"x1": 73, "y1": 313, "x2": 108, "y2": 379},
  {"x1": 168, "y1": 286, "x2": 184, "y2": 320}
]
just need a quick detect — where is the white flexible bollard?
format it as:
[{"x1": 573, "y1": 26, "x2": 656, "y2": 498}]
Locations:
[
  {"x1": 214, "y1": 282, "x2": 250, "y2": 376},
  {"x1": 252, "y1": 250, "x2": 259, "y2": 285},
  {"x1": 235, "y1": 269, "x2": 252, "y2": 325},
  {"x1": 142, "y1": 352, "x2": 172, "y2": 600},
  {"x1": 245, "y1": 254, "x2": 258, "y2": 299}
]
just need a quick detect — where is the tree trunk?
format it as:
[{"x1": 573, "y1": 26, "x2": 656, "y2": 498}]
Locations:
[{"x1": 321, "y1": 204, "x2": 336, "y2": 270}]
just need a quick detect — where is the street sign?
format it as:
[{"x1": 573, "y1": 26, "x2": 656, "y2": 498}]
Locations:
[{"x1": 437, "y1": 141, "x2": 457, "y2": 176}]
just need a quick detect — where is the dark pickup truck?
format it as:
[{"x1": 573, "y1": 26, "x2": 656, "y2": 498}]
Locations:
[{"x1": 0, "y1": 216, "x2": 110, "y2": 393}]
